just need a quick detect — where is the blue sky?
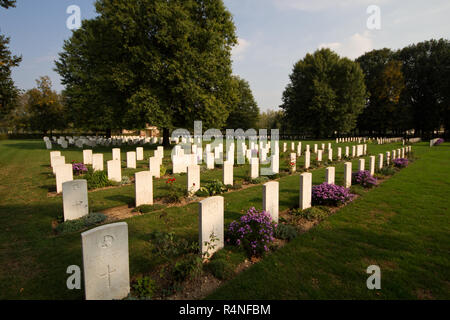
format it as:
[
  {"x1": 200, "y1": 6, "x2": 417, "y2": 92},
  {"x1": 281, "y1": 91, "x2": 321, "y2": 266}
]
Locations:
[{"x1": 1, "y1": 0, "x2": 449, "y2": 111}]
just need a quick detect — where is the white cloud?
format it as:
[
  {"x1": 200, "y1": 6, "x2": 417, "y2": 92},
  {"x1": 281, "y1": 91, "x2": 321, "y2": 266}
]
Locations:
[
  {"x1": 319, "y1": 31, "x2": 373, "y2": 59},
  {"x1": 273, "y1": 0, "x2": 388, "y2": 12},
  {"x1": 232, "y1": 38, "x2": 250, "y2": 61}
]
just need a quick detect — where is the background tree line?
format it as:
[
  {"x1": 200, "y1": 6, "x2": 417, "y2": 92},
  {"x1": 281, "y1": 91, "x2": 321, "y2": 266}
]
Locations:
[{"x1": 1, "y1": 0, "x2": 448, "y2": 139}]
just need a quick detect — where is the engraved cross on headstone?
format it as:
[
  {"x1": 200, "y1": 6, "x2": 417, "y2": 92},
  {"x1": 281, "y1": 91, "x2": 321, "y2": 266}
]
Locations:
[{"x1": 100, "y1": 264, "x2": 116, "y2": 288}]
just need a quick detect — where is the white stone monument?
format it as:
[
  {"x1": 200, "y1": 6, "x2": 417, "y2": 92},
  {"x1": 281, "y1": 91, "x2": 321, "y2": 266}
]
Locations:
[
  {"x1": 199, "y1": 196, "x2": 224, "y2": 257},
  {"x1": 263, "y1": 181, "x2": 279, "y2": 223},
  {"x1": 81, "y1": 222, "x2": 130, "y2": 300},
  {"x1": 62, "y1": 179, "x2": 88, "y2": 221},
  {"x1": 135, "y1": 171, "x2": 153, "y2": 207}
]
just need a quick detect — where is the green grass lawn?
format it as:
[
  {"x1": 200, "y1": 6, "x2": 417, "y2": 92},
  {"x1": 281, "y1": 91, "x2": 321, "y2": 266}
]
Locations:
[
  {"x1": 0, "y1": 139, "x2": 447, "y2": 299},
  {"x1": 208, "y1": 142, "x2": 450, "y2": 299}
]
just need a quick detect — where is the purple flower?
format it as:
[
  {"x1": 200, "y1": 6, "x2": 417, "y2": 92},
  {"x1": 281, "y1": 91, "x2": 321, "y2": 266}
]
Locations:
[
  {"x1": 72, "y1": 162, "x2": 88, "y2": 175},
  {"x1": 352, "y1": 170, "x2": 377, "y2": 188},
  {"x1": 435, "y1": 138, "x2": 444, "y2": 146},
  {"x1": 393, "y1": 158, "x2": 409, "y2": 168},
  {"x1": 312, "y1": 183, "x2": 354, "y2": 206},
  {"x1": 227, "y1": 207, "x2": 276, "y2": 257}
]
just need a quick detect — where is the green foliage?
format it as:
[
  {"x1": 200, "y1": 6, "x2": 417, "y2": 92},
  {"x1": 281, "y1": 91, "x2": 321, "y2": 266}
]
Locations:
[
  {"x1": 280, "y1": 48, "x2": 366, "y2": 137},
  {"x1": 378, "y1": 165, "x2": 397, "y2": 176},
  {"x1": 55, "y1": 212, "x2": 107, "y2": 234},
  {"x1": 84, "y1": 167, "x2": 113, "y2": 190},
  {"x1": 120, "y1": 176, "x2": 132, "y2": 185},
  {"x1": 56, "y1": 0, "x2": 238, "y2": 134},
  {"x1": 274, "y1": 223, "x2": 298, "y2": 241},
  {"x1": 149, "y1": 231, "x2": 197, "y2": 259},
  {"x1": 160, "y1": 164, "x2": 167, "y2": 177},
  {"x1": 172, "y1": 255, "x2": 203, "y2": 283},
  {"x1": 132, "y1": 276, "x2": 156, "y2": 299},
  {"x1": 250, "y1": 176, "x2": 270, "y2": 184},
  {"x1": 0, "y1": 33, "x2": 21, "y2": 122},
  {"x1": 226, "y1": 76, "x2": 260, "y2": 129},
  {"x1": 197, "y1": 180, "x2": 228, "y2": 196},
  {"x1": 165, "y1": 179, "x2": 186, "y2": 203},
  {"x1": 133, "y1": 204, "x2": 166, "y2": 214},
  {"x1": 0, "y1": 0, "x2": 16, "y2": 9},
  {"x1": 356, "y1": 49, "x2": 407, "y2": 134},
  {"x1": 22, "y1": 77, "x2": 66, "y2": 134},
  {"x1": 205, "y1": 259, "x2": 234, "y2": 280},
  {"x1": 291, "y1": 206, "x2": 331, "y2": 221}
]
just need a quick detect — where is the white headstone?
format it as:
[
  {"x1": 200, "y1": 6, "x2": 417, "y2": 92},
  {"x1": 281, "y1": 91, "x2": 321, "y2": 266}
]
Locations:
[
  {"x1": 92, "y1": 154, "x2": 104, "y2": 172},
  {"x1": 136, "y1": 147, "x2": 144, "y2": 161},
  {"x1": 344, "y1": 162, "x2": 352, "y2": 188},
  {"x1": 135, "y1": 171, "x2": 153, "y2": 207},
  {"x1": 107, "y1": 160, "x2": 121, "y2": 182},
  {"x1": 325, "y1": 167, "x2": 335, "y2": 185},
  {"x1": 83, "y1": 150, "x2": 93, "y2": 165},
  {"x1": 223, "y1": 162, "x2": 233, "y2": 186},
  {"x1": 369, "y1": 156, "x2": 375, "y2": 176},
  {"x1": 299, "y1": 172, "x2": 312, "y2": 210},
  {"x1": 250, "y1": 157, "x2": 259, "y2": 179},
  {"x1": 127, "y1": 152, "x2": 136, "y2": 169},
  {"x1": 55, "y1": 163, "x2": 73, "y2": 193},
  {"x1": 187, "y1": 165, "x2": 200, "y2": 195},
  {"x1": 263, "y1": 181, "x2": 279, "y2": 223},
  {"x1": 304, "y1": 151, "x2": 311, "y2": 169},
  {"x1": 358, "y1": 159, "x2": 365, "y2": 171},
  {"x1": 112, "y1": 148, "x2": 121, "y2": 161},
  {"x1": 199, "y1": 196, "x2": 224, "y2": 257},
  {"x1": 81, "y1": 222, "x2": 130, "y2": 300},
  {"x1": 62, "y1": 179, "x2": 88, "y2": 221},
  {"x1": 149, "y1": 157, "x2": 160, "y2": 178}
]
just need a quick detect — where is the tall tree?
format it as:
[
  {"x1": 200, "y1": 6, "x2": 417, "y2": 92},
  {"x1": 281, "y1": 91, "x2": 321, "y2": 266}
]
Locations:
[
  {"x1": 396, "y1": 39, "x2": 450, "y2": 138},
  {"x1": 25, "y1": 76, "x2": 66, "y2": 135},
  {"x1": 0, "y1": 0, "x2": 16, "y2": 9},
  {"x1": 226, "y1": 76, "x2": 259, "y2": 130},
  {"x1": 280, "y1": 48, "x2": 366, "y2": 138},
  {"x1": 56, "y1": 0, "x2": 237, "y2": 143},
  {"x1": 356, "y1": 49, "x2": 406, "y2": 135}
]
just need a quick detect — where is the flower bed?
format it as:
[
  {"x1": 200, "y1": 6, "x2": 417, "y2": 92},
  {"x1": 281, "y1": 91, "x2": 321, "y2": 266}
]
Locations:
[
  {"x1": 312, "y1": 183, "x2": 354, "y2": 206},
  {"x1": 434, "y1": 138, "x2": 444, "y2": 146},
  {"x1": 393, "y1": 158, "x2": 409, "y2": 168},
  {"x1": 227, "y1": 207, "x2": 276, "y2": 257},
  {"x1": 352, "y1": 170, "x2": 377, "y2": 188},
  {"x1": 72, "y1": 162, "x2": 88, "y2": 175}
]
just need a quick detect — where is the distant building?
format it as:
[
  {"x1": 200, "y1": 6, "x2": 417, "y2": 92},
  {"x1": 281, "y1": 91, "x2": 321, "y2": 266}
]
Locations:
[{"x1": 122, "y1": 124, "x2": 159, "y2": 137}]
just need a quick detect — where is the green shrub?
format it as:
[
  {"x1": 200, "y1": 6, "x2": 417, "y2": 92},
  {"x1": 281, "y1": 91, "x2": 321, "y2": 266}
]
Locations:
[
  {"x1": 149, "y1": 231, "x2": 197, "y2": 258},
  {"x1": 291, "y1": 206, "x2": 330, "y2": 221},
  {"x1": 205, "y1": 259, "x2": 235, "y2": 280},
  {"x1": 84, "y1": 168, "x2": 113, "y2": 190},
  {"x1": 120, "y1": 176, "x2": 132, "y2": 185},
  {"x1": 172, "y1": 255, "x2": 203, "y2": 283},
  {"x1": 132, "y1": 276, "x2": 156, "y2": 299},
  {"x1": 378, "y1": 166, "x2": 396, "y2": 176},
  {"x1": 250, "y1": 176, "x2": 269, "y2": 184},
  {"x1": 198, "y1": 180, "x2": 228, "y2": 196},
  {"x1": 55, "y1": 212, "x2": 107, "y2": 234},
  {"x1": 160, "y1": 164, "x2": 167, "y2": 177},
  {"x1": 133, "y1": 204, "x2": 166, "y2": 214},
  {"x1": 274, "y1": 223, "x2": 298, "y2": 241}
]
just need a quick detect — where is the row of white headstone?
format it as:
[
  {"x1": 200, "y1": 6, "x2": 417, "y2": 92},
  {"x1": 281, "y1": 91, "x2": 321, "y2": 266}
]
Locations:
[
  {"x1": 76, "y1": 143, "x2": 413, "y2": 300},
  {"x1": 44, "y1": 135, "x2": 163, "y2": 150}
]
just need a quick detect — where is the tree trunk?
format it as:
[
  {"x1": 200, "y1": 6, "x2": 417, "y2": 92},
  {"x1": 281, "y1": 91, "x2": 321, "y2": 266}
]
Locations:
[
  {"x1": 106, "y1": 128, "x2": 112, "y2": 138},
  {"x1": 163, "y1": 127, "x2": 170, "y2": 147}
]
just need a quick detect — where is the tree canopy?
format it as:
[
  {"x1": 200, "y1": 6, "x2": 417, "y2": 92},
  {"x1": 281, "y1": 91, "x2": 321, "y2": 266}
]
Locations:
[
  {"x1": 24, "y1": 76, "x2": 66, "y2": 135},
  {"x1": 56, "y1": 0, "x2": 238, "y2": 141},
  {"x1": 225, "y1": 76, "x2": 259, "y2": 130},
  {"x1": 280, "y1": 48, "x2": 366, "y2": 137},
  {"x1": 356, "y1": 48, "x2": 406, "y2": 134}
]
